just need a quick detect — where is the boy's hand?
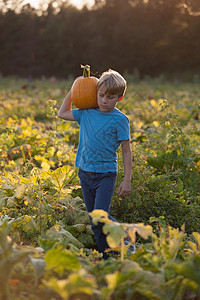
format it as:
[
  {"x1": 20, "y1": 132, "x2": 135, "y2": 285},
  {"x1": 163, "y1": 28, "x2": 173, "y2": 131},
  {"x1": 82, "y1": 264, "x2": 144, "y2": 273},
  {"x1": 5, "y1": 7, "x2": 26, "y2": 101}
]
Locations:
[{"x1": 117, "y1": 180, "x2": 131, "y2": 197}]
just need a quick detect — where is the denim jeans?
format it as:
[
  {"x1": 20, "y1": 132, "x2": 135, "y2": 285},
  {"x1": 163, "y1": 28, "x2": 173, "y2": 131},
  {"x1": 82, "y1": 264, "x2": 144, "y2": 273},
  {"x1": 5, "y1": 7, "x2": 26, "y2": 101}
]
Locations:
[{"x1": 78, "y1": 169, "x2": 117, "y2": 259}]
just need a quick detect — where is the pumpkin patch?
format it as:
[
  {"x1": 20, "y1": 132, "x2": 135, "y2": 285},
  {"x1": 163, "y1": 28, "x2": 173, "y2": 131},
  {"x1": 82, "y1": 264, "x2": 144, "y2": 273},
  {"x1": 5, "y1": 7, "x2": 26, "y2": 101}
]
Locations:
[{"x1": 71, "y1": 65, "x2": 99, "y2": 109}]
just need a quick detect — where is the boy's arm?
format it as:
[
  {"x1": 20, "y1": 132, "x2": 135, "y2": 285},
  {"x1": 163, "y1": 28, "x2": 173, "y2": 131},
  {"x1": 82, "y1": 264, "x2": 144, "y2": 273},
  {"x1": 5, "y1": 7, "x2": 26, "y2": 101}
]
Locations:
[
  {"x1": 117, "y1": 139, "x2": 132, "y2": 197},
  {"x1": 57, "y1": 90, "x2": 75, "y2": 121}
]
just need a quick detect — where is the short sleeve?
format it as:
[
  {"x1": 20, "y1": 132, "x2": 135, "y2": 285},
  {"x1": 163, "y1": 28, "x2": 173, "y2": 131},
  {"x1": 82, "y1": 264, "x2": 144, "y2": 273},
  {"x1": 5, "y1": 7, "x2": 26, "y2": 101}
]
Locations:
[
  {"x1": 72, "y1": 109, "x2": 83, "y2": 125},
  {"x1": 117, "y1": 116, "x2": 130, "y2": 141}
]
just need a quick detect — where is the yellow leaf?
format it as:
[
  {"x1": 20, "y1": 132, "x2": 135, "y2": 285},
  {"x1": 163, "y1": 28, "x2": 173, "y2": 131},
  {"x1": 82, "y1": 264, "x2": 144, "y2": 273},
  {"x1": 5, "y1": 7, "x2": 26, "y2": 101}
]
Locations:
[
  {"x1": 41, "y1": 161, "x2": 50, "y2": 171},
  {"x1": 153, "y1": 121, "x2": 159, "y2": 127},
  {"x1": 7, "y1": 117, "x2": 14, "y2": 124},
  {"x1": 136, "y1": 121, "x2": 144, "y2": 128},
  {"x1": 158, "y1": 98, "x2": 168, "y2": 110},
  {"x1": 89, "y1": 209, "x2": 108, "y2": 219},
  {"x1": 169, "y1": 238, "x2": 183, "y2": 259},
  {"x1": 21, "y1": 129, "x2": 32, "y2": 137},
  {"x1": 150, "y1": 99, "x2": 158, "y2": 108},
  {"x1": 128, "y1": 227, "x2": 137, "y2": 243},
  {"x1": 188, "y1": 241, "x2": 198, "y2": 253},
  {"x1": 165, "y1": 121, "x2": 171, "y2": 126},
  {"x1": 89, "y1": 209, "x2": 111, "y2": 225},
  {"x1": 105, "y1": 272, "x2": 118, "y2": 289},
  {"x1": 21, "y1": 119, "x2": 28, "y2": 127},
  {"x1": 34, "y1": 155, "x2": 43, "y2": 162},
  {"x1": 57, "y1": 150, "x2": 63, "y2": 158},
  {"x1": 45, "y1": 165, "x2": 75, "y2": 191},
  {"x1": 127, "y1": 223, "x2": 152, "y2": 243},
  {"x1": 6, "y1": 103, "x2": 12, "y2": 110},
  {"x1": 133, "y1": 132, "x2": 142, "y2": 138},
  {"x1": 106, "y1": 235, "x2": 118, "y2": 248},
  {"x1": 193, "y1": 232, "x2": 200, "y2": 249}
]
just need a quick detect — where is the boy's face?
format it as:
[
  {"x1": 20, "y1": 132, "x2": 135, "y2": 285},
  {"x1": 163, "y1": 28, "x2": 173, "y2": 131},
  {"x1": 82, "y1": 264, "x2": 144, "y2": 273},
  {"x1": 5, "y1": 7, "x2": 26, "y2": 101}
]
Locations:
[{"x1": 97, "y1": 88, "x2": 120, "y2": 113}]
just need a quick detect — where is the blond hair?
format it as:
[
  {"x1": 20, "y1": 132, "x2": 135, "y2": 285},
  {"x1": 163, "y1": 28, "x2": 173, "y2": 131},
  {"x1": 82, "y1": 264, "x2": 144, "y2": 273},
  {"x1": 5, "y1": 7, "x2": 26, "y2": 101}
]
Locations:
[{"x1": 97, "y1": 69, "x2": 127, "y2": 98}]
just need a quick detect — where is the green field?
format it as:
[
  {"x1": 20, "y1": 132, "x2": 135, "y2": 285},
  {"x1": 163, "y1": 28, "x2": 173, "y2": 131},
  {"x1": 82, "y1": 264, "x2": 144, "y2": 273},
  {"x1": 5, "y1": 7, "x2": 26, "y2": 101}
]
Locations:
[{"x1": 0, "y1": 77, "x2": 200, "y2": 299}]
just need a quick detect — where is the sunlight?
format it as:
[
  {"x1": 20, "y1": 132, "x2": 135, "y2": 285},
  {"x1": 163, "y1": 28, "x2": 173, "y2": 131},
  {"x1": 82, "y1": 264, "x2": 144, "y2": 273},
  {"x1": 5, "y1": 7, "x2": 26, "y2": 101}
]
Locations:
[
  {"x1": 26, "y1": 0, "x2": 94, "y2": 9},
  {"x1": 70, "y1": 0, "x2": 94, "y2": 8}
]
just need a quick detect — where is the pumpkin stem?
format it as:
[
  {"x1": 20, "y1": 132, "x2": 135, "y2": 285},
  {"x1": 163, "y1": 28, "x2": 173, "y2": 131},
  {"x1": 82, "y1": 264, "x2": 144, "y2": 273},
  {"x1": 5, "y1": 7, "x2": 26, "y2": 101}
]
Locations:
[{"x1": 81, "y1": 64, "x2": 90, "y2": 77}]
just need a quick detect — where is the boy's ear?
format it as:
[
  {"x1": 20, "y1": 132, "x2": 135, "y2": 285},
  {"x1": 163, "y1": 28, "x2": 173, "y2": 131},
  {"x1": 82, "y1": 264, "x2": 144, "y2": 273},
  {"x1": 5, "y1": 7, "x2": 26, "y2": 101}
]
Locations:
[{"x1": 118, "y1": 96, "x2": 123, "y2": 102}]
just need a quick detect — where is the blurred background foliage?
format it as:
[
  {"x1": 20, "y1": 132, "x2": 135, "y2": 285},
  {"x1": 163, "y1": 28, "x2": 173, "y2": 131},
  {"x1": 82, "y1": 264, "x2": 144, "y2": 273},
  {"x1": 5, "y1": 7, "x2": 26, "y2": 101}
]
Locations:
[{"x1": 0, "y1": 0, "x2": 200, "y2": 78}]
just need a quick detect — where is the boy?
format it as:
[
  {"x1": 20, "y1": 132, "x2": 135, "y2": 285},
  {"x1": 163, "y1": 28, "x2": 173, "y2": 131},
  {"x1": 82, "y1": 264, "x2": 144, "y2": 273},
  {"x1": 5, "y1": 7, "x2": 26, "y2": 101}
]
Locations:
[{"x1": 58, "y1": 69, "x2": 132, "y2": 259}]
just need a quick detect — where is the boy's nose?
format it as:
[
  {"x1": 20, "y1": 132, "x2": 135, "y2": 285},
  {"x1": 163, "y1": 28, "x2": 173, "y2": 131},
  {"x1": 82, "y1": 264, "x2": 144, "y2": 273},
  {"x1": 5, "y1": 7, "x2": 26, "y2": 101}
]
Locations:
[{"x1": 102, "y1": 96, "x2": 108, "y2": 103}]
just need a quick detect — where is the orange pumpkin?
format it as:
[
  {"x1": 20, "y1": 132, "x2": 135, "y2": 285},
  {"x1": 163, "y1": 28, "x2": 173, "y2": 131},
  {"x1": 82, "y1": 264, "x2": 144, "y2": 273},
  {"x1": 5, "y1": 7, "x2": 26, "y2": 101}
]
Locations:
[{"x1": 71, "y1": 65, "x2": 99, "y2": 109}]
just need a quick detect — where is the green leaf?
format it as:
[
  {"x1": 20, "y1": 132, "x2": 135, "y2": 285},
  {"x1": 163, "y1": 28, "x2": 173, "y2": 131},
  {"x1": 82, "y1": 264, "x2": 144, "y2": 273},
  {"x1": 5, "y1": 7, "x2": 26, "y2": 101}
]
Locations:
[
  {"x1": 11, "y1": 215, "x2": 38, "y2": 233},
  {"x1": 46, "y1": 225, "x2": 84, "y2": 249},
  {"x1": 170, "y1": 257, "x2": 200, "y2": 285},
  {"x1": 0, "y1": 190, "x2": 7, "y2": 208},
  {"x1": 45, "y1": 248, "x2": 81, "y2": 274},
  {"x1": 42, "y1": 165, "x2": 76, "y2": 192},
  {"x1": 29, "y1": 256, "x2": 46, "y2": 278},
  {"x1": 44, "y1": 270, "x2": 96, "y2": 299},
  {"x1": 103, "y1": 223, "x2": 126, "y2": 248},
  {"x1": 14, "y1": 183, "x2": 26, "y2": 199},
  {"x1": 0, "y1": 221, "x2": 34, "y2": 299}
]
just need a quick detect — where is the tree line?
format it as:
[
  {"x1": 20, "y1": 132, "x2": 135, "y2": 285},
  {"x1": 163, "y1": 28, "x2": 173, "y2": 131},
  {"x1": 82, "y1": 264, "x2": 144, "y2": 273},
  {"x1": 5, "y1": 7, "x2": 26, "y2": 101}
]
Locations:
[{"x1": 0, "y1": 0, "x2": 200, "y2": 78}]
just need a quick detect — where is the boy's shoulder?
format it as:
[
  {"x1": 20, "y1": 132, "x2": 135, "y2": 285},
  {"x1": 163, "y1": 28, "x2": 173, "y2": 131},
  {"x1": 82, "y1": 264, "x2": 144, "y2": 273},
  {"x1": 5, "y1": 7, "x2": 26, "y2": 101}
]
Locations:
[
  {"x1": 112, "y1": 108, "x2": 129, "y2": 120},
  {"x1": 112, "y1": 107, "x2": 126, "y2": 115},
  {"x1": 73, "y1": 108, "x2": 98, "y2": 114},
  {"x1": 91, "y1": 108, "x2": 129, "y2": 122},
  {"x1": 74, "y1": 108, "x2": 128, "y2": 121}
]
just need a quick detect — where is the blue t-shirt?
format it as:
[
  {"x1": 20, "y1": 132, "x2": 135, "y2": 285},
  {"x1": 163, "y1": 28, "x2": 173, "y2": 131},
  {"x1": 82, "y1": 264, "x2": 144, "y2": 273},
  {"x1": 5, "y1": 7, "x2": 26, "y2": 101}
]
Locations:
[{"x1": 72, "y1": 108, "x2": 130, "y2": 173}]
